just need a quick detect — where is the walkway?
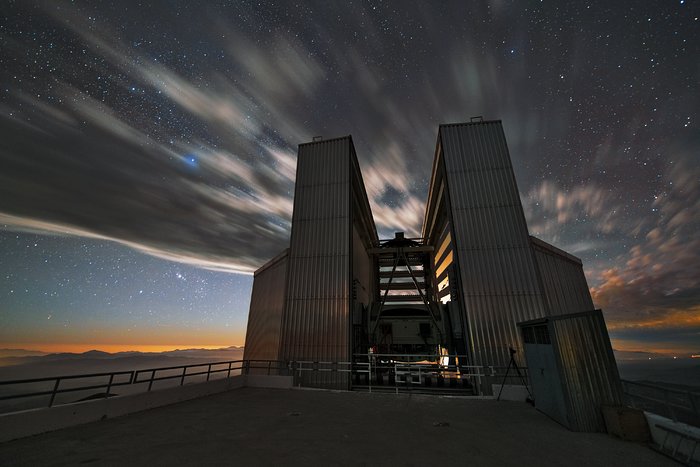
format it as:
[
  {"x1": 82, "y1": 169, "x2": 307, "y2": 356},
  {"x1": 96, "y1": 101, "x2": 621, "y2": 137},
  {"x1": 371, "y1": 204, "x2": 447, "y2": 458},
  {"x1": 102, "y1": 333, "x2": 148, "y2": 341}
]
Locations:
[{"x1": 0, "y1": 387, "x2": 674, "y2": 466}]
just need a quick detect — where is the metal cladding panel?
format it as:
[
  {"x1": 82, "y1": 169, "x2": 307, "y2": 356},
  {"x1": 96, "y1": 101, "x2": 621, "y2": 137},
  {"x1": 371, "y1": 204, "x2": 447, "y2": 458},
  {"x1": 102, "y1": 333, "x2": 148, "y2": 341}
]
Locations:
[
  {"x1": 284, "y1": 299, "x2": 349, "y2": 360},
  {"x1": 531, "y1": 237, "x2": 595, "y2": 315},
  {"x1": 352, "y1": 223, "x2": 373, "y2": 307},
  {"x1": 243, "y1": 251, "x2": 288, "y2": 362},
  {"x1": 286, "y1": 255, "x2": 349, "y2": 299},
  {"x1": 551, "y1": 310, "x2": 624, "y2": 432},
  {"x1": 292, "y1": 184, "x2": 350, "y2": 221},
  {"x1": 465, "y1": 292, "x2": 544, "y2": 366},
  {"x1": 279, "y1": 137, "x2": 352, "y2": 389},
  {"x1": 451, "y1": 205, "x2": 531, "y2": 248},
  {"x1": 458, "y1": 247, "x2": 543, "y2": 295},
  {"x1": 440, "y1": 122, "x2": 512, "y2": 171},
  {"x1": 448, "y1": 164, "x2": 522, "y2": 209},
  {"x1": 287, "y1": 219, "x2": 350, "y2": 258},
  {"x1": 439, "y1": 122, "x2": 547, "y2": 368},
  {"x1": 295, "y1": 138, "x2": 352, "y2": 187}
]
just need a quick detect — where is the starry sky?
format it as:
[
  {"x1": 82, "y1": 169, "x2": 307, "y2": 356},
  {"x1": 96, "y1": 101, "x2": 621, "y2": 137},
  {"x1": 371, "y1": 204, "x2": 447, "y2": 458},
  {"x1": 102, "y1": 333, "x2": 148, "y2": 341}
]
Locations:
[{"x1": 0, "y1": 1, "x2": 698, "y2": 355}]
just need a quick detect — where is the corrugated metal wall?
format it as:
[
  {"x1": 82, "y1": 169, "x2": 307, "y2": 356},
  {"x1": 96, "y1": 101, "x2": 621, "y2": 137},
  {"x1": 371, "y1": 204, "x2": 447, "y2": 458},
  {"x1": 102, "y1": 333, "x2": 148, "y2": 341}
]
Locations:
[
  {"x1": 278, "y1": 137, "x2": 352, "y2": 389},
  {"x1": 352, "y1": 224, "x2": 373, "y2": 306},
  {"x1": 552, "y1": 310, "x2": 623, "y2": 432},
  {"x1": 531, "y1": 236, "x2": 595, "y2": 315},
  {"x1": 243, "y1": 250, "x2": 288, "y2": 363},
  {"x1": 439, "y1": 121, "x2": 548, "y2": 369}
]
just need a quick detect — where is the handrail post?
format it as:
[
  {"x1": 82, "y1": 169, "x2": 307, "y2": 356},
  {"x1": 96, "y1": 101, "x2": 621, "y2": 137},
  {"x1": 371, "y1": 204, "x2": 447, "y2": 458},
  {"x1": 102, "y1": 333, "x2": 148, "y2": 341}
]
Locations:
[
  {"x1": 368, "y1": 354, "x2": 372, "y2": 394},
  {"x1": 49, "y1": 378, "x2": 61, "y2": 407},
  {"x1": 105, "y1": 374, "x2": 114, "y2": 398},
  {"x1": 207, "y1": 364, "x2": 212, "y2": 381},
  {"x1": 148, "y1": 369, "x2": 156, "y2": 391},
  {"x1": 227, "y1": 361, "x2": 232, "y2": 378},
  {"x1": 477, "y1": 366, "x2": 482, "y2": 396},
  {"x1": 394, "y1": 363, "x2": 398, "y2": 395},
  {"x1": 181, "y1": 367, "x2": 187, "y2": 386},
  {"x1": 267, "y1": 360, "x2": 272, "y2": 375}
]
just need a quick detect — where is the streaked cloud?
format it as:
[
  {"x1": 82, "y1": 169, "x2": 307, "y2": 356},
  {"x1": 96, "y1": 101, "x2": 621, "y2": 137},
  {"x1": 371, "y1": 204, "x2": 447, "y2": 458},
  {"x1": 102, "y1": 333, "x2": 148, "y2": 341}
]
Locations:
[
  {"x1": 1, "y1": 1, "x2": 697, "y2": 356},
  {"x1": 590, "y1": 154, "x2": 700, "y2": 337},
  {"x1": 523, "y1": 181, "x2": 620, "y2": 241},
  {"x1": 0, "y1": 90, "x2": 292, "y2": 273}
]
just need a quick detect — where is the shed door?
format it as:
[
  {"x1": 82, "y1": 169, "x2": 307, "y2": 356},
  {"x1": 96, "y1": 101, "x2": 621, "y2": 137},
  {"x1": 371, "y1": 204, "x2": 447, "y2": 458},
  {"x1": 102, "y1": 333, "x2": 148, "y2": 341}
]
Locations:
[{"x1": 522, "y1": 325, "x2": 569, "y2": 428}]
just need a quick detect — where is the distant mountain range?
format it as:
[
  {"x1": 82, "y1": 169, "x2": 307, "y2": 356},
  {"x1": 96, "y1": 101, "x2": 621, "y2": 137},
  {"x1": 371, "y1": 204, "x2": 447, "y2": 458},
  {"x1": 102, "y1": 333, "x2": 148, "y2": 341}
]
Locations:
[
  {"x1": 611, "y1": 348, "x2": 698, "y2": 361},
  {"x1": 0, "y1": 349, "x2": 51, "y2": 358},
  {"x1": 0, "y1": 346, "x2": 247, "y2": 414},
  {"x1": 0, "y1": 346, "x2": 243, "y2": 363},
  {"x1": 0, "y1": 346, "x2": 246, "y2": 382}
]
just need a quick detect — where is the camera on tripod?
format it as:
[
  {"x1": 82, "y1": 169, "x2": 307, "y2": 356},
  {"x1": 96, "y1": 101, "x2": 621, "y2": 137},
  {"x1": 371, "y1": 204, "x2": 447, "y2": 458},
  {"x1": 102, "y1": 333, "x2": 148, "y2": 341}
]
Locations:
[{"x1": 497, "y1": 346, "x2": 533, "y2": 404}]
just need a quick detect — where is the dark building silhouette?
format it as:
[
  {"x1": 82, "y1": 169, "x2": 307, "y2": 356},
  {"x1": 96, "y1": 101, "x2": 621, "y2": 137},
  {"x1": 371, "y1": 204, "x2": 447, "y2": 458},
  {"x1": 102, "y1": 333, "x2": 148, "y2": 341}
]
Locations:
[{"x1": 244, "y1": 119, "x2": 619, "y2": 402}]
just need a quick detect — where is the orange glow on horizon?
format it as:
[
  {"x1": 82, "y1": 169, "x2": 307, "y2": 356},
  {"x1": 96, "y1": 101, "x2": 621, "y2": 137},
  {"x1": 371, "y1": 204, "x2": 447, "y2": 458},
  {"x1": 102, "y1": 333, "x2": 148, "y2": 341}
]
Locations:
[
  {"x1": 606, "y1": 311, "x2": 700, "y2": 331},
  {"x1": 1, "y1": 323, "x2": 246, "y2": 355},
  {"x1": 610, "y1": 337, "x2": 695, "y2": 357},
  {"x1": 2, "y1": 343, "x2": 243, "y2": 354}
]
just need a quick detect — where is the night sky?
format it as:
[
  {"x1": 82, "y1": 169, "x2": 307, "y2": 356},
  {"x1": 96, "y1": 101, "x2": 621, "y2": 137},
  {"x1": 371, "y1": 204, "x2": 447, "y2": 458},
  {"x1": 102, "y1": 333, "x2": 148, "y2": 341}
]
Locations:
[{"x1": 0, "y1": 1, "x2": 698, "y2": 355}]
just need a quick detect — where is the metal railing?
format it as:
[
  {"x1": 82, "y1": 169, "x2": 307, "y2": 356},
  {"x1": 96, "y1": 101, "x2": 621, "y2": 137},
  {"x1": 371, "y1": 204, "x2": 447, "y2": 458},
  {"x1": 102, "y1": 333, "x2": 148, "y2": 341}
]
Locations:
[
  {"x1": 290, "y1": 361, "x2": 353, "y2": 388},
  {"x1": 0, "y1": 360, "x2": 251, "y2": 410},
  {"x1": 0, "y1": 370, "x2": 136, "y2": 408},
  {"x1": 622, "y1": 379, "x2": 700, "y2": 427},
  {"x1": 133, "y1": 360, "x2": 247, "y2": 391},
  {"x1": 351, "y1": 353, "x2": 499, "y2": 395},
  {"x1": 0, "y1": 356, "x2": 523, "y2": 413}
]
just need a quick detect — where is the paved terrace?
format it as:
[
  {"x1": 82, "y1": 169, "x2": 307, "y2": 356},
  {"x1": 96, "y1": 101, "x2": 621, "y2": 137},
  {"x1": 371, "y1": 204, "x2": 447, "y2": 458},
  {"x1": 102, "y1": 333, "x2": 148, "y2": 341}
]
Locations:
[{"x1": 0, "y1": 387, "x2": 673, "y2": 466}]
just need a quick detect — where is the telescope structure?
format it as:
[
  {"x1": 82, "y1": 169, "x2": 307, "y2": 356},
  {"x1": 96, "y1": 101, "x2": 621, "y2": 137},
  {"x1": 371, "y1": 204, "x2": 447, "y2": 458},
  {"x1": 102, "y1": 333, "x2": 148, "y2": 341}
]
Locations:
[{"x1": 244, "y1": 119, "x2": 616, "y2": 399}]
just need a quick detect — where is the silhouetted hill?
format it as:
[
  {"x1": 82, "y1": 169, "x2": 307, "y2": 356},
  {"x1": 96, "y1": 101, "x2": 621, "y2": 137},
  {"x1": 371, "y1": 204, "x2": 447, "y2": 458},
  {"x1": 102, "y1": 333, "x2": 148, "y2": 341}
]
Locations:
[
  {"x1": 0, "y1": 347, "x2": 245, "y2": 380},
  {"x1": 613, "y1": 349, "x2": 663, "y2": 361},
  {"x1": 0, "y1": 349, "x2": 49, "y2": 359},
  {"x1": 0, "y1": 347, "x2": 246, "y2": 414}
]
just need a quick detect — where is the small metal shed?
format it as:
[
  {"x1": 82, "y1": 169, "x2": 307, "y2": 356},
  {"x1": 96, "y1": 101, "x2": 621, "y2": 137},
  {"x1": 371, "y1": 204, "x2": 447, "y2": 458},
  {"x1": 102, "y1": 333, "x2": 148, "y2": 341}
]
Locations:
[{"x1": 518, "y1": 309, "x2": 623, "y2": 432}]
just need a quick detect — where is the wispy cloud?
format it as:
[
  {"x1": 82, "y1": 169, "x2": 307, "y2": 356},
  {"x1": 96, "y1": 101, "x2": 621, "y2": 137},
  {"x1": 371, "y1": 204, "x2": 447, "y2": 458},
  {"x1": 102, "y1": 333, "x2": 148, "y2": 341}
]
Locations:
[
  {"x1": 0, "y1": 87, "x2": 293, "y2": 273},
  {"x1": 590, "y1": 154, "x2": 700, "y2": 332},
  {"x1": 523, "y1": 181, "x2": 621, "y2": 241},
  {"x1": 0, "y1": 3, "x2": 333, "y2": 273}
]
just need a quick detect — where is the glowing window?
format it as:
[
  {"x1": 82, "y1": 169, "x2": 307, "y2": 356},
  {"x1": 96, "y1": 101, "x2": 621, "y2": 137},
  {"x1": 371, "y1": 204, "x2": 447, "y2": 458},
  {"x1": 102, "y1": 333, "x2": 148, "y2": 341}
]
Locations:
[
  {"x1": 435, "y1": 251, "x2": 453, "y2": 278},
  {"x1": 434, "y1": 232, "x2": 451, "y2": 265}
]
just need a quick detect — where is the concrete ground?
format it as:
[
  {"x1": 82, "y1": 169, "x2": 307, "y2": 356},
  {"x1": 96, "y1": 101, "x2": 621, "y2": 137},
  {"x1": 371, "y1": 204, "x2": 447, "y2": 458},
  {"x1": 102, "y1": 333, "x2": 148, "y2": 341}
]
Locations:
[{"x1": 0, "y1": 387, "x2": 675, "y2": 467}]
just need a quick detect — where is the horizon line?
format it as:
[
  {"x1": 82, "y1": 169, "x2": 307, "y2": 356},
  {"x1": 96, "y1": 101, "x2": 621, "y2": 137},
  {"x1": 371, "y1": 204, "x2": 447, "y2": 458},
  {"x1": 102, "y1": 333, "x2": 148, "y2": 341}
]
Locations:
[{"x1": 0, "y1": 343, "x2": 245, "y2": 354}]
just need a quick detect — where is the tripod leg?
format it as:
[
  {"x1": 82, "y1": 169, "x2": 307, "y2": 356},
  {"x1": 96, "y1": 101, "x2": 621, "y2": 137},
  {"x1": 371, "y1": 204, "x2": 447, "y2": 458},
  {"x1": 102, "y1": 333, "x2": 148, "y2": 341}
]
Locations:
[
  {"x1": 497, "y1": 357, "x2": 514, "y2": 401},
  {"x1": 512, "y1": 362, "x2": 533, "y2": 399}
]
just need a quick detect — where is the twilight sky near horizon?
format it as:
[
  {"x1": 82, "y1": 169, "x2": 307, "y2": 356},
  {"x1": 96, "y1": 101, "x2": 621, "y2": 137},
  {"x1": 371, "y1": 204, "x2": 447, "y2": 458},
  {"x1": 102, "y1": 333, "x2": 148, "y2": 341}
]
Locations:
[{"x1": 0, "y1": 1, "x2": 698, "y2": 355}]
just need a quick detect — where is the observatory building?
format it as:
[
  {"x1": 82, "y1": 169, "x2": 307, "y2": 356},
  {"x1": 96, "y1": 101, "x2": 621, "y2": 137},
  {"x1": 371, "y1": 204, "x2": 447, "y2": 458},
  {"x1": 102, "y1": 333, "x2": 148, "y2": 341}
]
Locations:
[{"x1": 244, "y1": 119, "x2": 620, "y2": 405}]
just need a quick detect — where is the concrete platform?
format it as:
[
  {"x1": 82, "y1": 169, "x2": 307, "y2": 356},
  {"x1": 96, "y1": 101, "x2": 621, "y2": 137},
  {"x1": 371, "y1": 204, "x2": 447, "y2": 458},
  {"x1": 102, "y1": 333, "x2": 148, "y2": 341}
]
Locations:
[{"x1": 0, "y1": 387, "x2": 675, "y2": 466}]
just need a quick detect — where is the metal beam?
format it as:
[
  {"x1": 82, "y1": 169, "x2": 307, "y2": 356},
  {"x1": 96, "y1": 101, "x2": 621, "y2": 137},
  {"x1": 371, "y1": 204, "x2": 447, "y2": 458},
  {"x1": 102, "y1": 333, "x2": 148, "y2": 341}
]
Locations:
[
  {"x1": 382, "y1": 295, "x2": 425, "y2": 302},
  {"x1": 380, "y1": 282, "x2": 426, "y2": 291},
  {"x1": 369, "y1": 246, "x2": 434, "y2": 255},
  {"x1": 379, "y1": 271, "x2": 416, "y2": 278}
]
